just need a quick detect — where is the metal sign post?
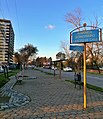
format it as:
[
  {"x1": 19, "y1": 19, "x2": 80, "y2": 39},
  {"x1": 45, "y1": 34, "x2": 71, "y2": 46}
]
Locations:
[
  {"x1": 70, "y1": 25, "x2": 102, "y2": 109},
  {"x1": 84, "y1": 43, "x2": 87, "y2": 108}
]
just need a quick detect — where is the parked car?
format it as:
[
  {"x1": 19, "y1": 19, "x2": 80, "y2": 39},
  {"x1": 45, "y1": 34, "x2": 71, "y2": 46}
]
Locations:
[
  {"x1": 43, "y1": 65, "x2": 51, "y2": 69},
  {"x1": 0, "y1": 66, "x2": 4, "y2": 73},
  {"x1": 9, "y1": 63, "x2": 17, "y2": 70},
  {"x1": 99, "y1": 67, "x2": 103, "y2": 70},
  {"x1": 63, "y1": 67, "x2": 72, "y2": 72},
  {"x1": 51, "y1": 66, "x2": 57, "y2": 70}
]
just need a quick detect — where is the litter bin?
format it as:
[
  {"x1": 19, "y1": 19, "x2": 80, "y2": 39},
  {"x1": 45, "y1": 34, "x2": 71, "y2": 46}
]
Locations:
[
  {"x1": 77, "y1": 72, "x2": 81, "y2": 89},
  {"x1": 74, "y1": 72, "x2": 77, "y2": 88},
  {"x1": 74, "y1": 72, "x2": 81, "y2": 89}
]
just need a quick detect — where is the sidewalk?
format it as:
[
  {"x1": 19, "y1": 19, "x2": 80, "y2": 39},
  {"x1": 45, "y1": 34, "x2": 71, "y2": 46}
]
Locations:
[{"x1": 0, "y1": 68, "x2": 103, "y2": 119}]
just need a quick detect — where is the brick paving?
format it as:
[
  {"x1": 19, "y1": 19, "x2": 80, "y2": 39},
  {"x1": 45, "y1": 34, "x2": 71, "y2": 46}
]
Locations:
[
  {"x1": 0, "y1": 72, "x2": 30, "y2": 110},
  {"x1": 0, "y1": 68, "x2": 103, "y2": 119}
]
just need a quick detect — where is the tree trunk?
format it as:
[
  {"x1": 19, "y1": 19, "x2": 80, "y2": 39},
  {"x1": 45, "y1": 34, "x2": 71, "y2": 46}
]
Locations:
[{"x1": 94, "y1": 62, "x2": 101, "y2": 74}]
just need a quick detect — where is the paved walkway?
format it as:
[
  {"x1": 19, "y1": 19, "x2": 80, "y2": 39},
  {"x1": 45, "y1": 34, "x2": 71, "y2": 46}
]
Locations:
[
  {"x1": 0, "y1": 73, "x2": 30, "y2": 110},
  {"x1": 0, "y1": 69, "x2": 103, "y2": 119}
]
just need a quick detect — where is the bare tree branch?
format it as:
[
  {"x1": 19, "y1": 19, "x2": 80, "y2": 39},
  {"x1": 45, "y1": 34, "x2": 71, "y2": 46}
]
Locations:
[{"x1": 65, "y1": 8, "x2": 82, "y2": 28}]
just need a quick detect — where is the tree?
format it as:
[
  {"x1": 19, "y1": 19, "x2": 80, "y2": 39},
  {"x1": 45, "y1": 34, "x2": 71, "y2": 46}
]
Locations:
[
  {"x1": 19, "y1": 44, "x2": 38, "y2": 63},
  {"x1": 35, "y1": 57, "x2": 52, "y2": 67},
  {"x1": 56, "y1": 52, "x2": 66, "y2": 60},
  {"x1": 65, "y1": 7, "x2": 103, "y2": 73},
  {"x1": 19, "y1": 44, "x2": 38, "y2": 58},
  {"x1": 60, "y1": 40, "x2": 70, "y2": 59},
  {"x1": 65, "y1": 7, "x2": 82, "y2": 28},
  {"x1": 14, "y1": 52, "x2": 21, "y2": 63},
  {"x1": 65, "y1": 8, "x2": 83, "y2": 72},
  {"x1": 14, "y1": 44, "x2": 38, "y2": 69},
  {"x1": 86, "y1": 42, "x2": 103, "y2": 73},
  {"x1": 56, "y1": 52, "x2": 66, "y2": 70},
  {"x1": 48, "y1": 57, "x2": 52, "y2": 67},
  {"x1": 60, "y1": 40, "x2": 83, "y2": 72},
  {"x1": 14, "y1": 52, "x2": 22, "y2": 69}
]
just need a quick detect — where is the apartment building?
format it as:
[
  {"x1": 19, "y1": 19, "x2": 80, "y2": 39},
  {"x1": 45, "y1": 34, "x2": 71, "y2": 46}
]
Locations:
[{"x1": 0, "y1": 19, "x2": 14, "y2": 64}]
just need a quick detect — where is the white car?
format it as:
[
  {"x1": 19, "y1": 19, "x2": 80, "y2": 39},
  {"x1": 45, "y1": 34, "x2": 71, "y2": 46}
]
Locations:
[
  {"x1": 63, "y1": 67, "x2": 72, "y2": 72},
  {"x1": 51, "y1": 66, "x2": 57, "y2": 70},
  {"x1": 99, "y1": 67, "x2": 103, "y2": 70},
  {"x1": 0, "y1": 66, "x2": 4, "y2": 73}
]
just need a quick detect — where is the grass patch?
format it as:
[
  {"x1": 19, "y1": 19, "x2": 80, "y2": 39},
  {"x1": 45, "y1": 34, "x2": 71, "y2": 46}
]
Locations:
[
  {"x1": 0, "y1": 74, "x2": 8, "y2": 88},
  {"x1": 65, "y1": 79, "x2": 103, "y2": 93},
  {"x1": 34, "y1": 68, "x2": 41, "y2": 71},
  {"x1": 0, "y1": 69, "x2": 20, "y2": 88},
  {"x1": 87, "y1": 72, "x2": 103, "y2": 76},
  {"x1": 86, "y1": 83, "x2": 103, "y2": 93},
  {"x1": 8, "y1": 69, "x2": 21, "y2": 77},
  {"x1": 0, "y1": 69, "x2": 20, "y2": 104},
  {"x1": 41, "y1": 71, "x2": 53, "y2": 75},
  {"x1": 65, "y1": 79, "x2": 75, "y2": 84},
  {"x1": 34, "y1": 68, "x2": 54, "y2": 75}
]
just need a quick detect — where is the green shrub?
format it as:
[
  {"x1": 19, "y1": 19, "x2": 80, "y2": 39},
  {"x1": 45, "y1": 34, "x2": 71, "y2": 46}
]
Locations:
[
  {"x1": 0, "y1": 74, "x2": 8, "y2": 88},
  {"x1": 0, "y1": 69, "x2": 20, "y2": 88}
]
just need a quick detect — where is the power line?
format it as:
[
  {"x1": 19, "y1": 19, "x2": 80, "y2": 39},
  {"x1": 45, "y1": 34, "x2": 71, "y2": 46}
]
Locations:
[
  {"x1": 0, "y1": 0, "x2": 4, "y2": 18},
  {"x1": 14, "y1": 0, "x2": 21, "y2": 42},
  {"x1": 0, "y1": 0, "x2": 6, "y2": 40},
  {"x1": 5, "y1": 0, "x2": 11, "y2": 20}
]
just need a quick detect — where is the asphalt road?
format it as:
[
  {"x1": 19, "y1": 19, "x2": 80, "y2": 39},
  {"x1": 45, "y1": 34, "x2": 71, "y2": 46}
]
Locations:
[{"x1": 38, "y1": 67, "x2": 103, "y2": 88}]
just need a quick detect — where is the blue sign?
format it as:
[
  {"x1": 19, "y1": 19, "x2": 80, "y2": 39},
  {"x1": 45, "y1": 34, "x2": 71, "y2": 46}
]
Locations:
[
  {"x1": 72, "y1": 29, "x2": 99, "y2": 43},
  {"x1": 70, "y1": 45, "x2": 84, "y2": 51}
]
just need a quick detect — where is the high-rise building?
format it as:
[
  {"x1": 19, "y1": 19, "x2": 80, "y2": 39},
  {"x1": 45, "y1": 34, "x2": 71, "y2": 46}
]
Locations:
[{"x1": 0, "y1": 19, "x2": 14, "y2": 64}]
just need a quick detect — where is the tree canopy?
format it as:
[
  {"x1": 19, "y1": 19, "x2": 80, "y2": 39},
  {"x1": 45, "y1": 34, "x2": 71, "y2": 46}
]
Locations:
[
  {"x1": 64, "y1": 7, "x2": 103, "y2": 73},
  {"x1": 14, "y1": 44, "x2": 38, "y2": 66},
  {"x1": 56, "y1": 52, "x2": 66, "y2": 60}
]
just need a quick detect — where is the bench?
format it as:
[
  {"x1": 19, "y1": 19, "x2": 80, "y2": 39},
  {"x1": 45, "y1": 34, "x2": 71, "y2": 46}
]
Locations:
[
  {"x1": 15, "y1": 73, "x2": 23, "y2": 84},
  {"x1": 74, "y1": 73, "x2": 81, "y2": 89}
]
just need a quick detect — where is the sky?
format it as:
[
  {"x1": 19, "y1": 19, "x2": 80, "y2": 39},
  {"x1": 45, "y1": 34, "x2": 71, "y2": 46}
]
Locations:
[{"x1": 0, "y1": 0, "x2": 103, "y2": 60}]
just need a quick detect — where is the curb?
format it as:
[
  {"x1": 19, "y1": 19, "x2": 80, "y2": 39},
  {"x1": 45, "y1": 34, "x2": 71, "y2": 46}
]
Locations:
[{"x1": 0, "y1": 76, "x2": 30, "y2": 111}]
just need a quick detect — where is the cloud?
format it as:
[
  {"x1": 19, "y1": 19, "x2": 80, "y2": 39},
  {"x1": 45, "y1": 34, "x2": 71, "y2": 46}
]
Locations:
[{"x1": 45, "y1": 24, "x2": 56, "y2": 30}]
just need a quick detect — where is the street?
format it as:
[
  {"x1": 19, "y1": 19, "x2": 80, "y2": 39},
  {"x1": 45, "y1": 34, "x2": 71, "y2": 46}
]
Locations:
[{"x1": 39, "y1": 67, "x2": 103, "y2": 88}]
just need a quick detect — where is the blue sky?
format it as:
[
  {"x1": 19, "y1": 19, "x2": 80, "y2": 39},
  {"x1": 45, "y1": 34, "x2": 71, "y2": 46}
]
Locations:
[{"x1": 0, "y1": 0, "x2": 103, "y2": 60}]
